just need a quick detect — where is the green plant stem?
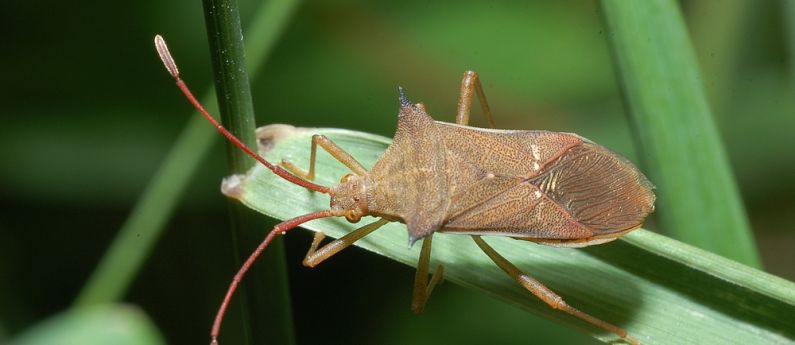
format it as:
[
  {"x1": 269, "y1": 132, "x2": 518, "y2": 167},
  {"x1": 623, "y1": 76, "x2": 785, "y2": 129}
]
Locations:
[
  {"x1": 202, "y1": 0, "x2": 295, "y2": 344},
  {"x1": 599, "y1": 0, "x2": 760, "y2": 267},
  {"x1": 203, "y1": 1, "x2": 256, "y2": 169},
  {"x1": 73, "y1": 2, "x2": 301, "y2": 341}
]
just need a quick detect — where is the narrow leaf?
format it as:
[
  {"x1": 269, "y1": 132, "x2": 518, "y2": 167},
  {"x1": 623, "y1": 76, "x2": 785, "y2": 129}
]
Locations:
[
  {"x1": 202, "y1": 0, "x2": 296, "y2": 343},
  {"x1": 600, "y1": 0, "x2": 760, "y2": 266},
  {"x1": 221, "y1": 125, "x2": 795, "y2": 345},
  {"x1": 9, "y1": 305, "x2": 166, "y2": 345}
]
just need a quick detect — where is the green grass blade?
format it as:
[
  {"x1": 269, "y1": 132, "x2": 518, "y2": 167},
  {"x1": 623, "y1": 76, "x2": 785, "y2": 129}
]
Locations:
[
  {"x1": 223, "y1": 125, "x2": 795, "y2": 345},
  {"x1": 202, "y1": 0, "x2": 296, "y2": 344},
  {"x1": 9, "y1": 305, "x2": 166, "y2": 345},
  {"x1": 203, "y1": 0, "x2": 258, "y2": 171},
  {"x1": 599, "y1": 0, "x2": 760, "y2": 267}
]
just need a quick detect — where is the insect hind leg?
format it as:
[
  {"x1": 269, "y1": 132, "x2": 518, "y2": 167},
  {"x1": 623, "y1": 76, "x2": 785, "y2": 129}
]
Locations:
[{"x1": 471, "y1": 236, "x2": 639, "y2": 345}]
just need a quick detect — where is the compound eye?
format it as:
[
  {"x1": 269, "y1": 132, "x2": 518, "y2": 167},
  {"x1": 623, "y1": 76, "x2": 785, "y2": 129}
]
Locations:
[
  {"x1": 340, "y1": 173, "x2": 355, "y2": 184},
  {"x1": 345, "y1": 211, "x2": 361, "y2": 223}
]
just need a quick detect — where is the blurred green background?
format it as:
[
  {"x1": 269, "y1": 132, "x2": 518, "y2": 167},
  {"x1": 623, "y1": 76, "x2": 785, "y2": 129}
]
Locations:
[{"x1": 1, "y1": 0, "x2": 794, "y2": 344}]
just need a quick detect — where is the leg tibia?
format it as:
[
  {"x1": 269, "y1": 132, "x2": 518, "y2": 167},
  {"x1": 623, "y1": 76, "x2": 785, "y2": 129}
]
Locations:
[
  {"x1": 411, "y1": 235, "x2": 445, "y2": 314},
  {"x1": 303, "y1": 218, "x2": 389, "y2": 267},
  {"x1": 471, "y1": 236, "x2": 638, "y2": 345}
]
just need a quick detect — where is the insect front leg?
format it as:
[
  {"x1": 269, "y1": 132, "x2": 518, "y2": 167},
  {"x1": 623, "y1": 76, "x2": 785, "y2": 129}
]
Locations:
[
  {"x1": 471, "y1": 236, "x2": 639, "y2": 345},
  {"x1": 456, "y1": 70, "x2": 496, "y2": 128},
  {"x1": 303, "y1": 218, "x2": 389, "y2": 267},
  {"x1": 281, "y1": 134, "x2": 368, "y2": 180},
  {"x1": 411, "y1": 235, "x2": 445, "y2": 313}
]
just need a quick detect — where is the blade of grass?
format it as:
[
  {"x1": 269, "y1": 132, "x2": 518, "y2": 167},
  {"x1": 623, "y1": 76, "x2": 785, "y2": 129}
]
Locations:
[
  {"x1": 9, "y1": 305, "x2": 166, "y2": 345},
  {"x1": 599, "y1": 0, "x2": 760, "y2": 267},
  {"x1": 224, "y1": 125, "x2": 795, "y2": 345},
  {"x1": 203, "y1": 0, "x2": 258, "y2": 170},
  {"x1": 73, "y1": 2, "x2": 301, "y2": 338},
  {"x1": 201, "y1": 0, "x2": 295, "y2": 343}
]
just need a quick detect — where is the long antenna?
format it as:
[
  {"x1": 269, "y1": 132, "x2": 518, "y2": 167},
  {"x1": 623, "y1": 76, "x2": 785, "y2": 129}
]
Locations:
[
  {"x1": 210, "y1": 210, "x2": 340, "y2": 345},
  {"x1": 155, "y1": 34, "x2": 342, "y2": 345},
  {"x1": 154, "y1": 35, "x2": 331, "y2": 194}
]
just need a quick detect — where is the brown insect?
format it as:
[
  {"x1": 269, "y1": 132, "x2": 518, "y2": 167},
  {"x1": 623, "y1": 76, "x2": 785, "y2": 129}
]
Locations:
[{"x1": 155, "y1": 35, "x2": 655, "y2": 345}]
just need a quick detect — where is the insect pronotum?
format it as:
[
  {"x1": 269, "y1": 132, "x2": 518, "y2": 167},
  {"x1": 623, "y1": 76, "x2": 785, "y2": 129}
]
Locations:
[{"x1": 154, "y1": 35, "x2": 655, "y2": 345}]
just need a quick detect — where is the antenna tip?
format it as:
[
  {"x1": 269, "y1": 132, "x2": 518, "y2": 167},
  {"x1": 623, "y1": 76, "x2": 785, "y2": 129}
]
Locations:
[{"x1": 154, "y1": 34, "x2": 179, "y2": 78}]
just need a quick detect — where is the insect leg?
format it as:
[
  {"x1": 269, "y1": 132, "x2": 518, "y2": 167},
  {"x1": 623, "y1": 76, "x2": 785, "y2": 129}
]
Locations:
[
  {"x1": 411, "y1": 235, "x2": 445, "y2": 313},
  {"x1": 282, "y1": 134, "x2": 368, "y2": 180},
  {"x1": 456, "y1": 70, "x2": 496, "y2": 128},
  {"x1": 303, "y1": 218, "x2": 389, "y2": 267},
  {"x1": 471, "y1": 236, "x2": 639, "y2": 345}
]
